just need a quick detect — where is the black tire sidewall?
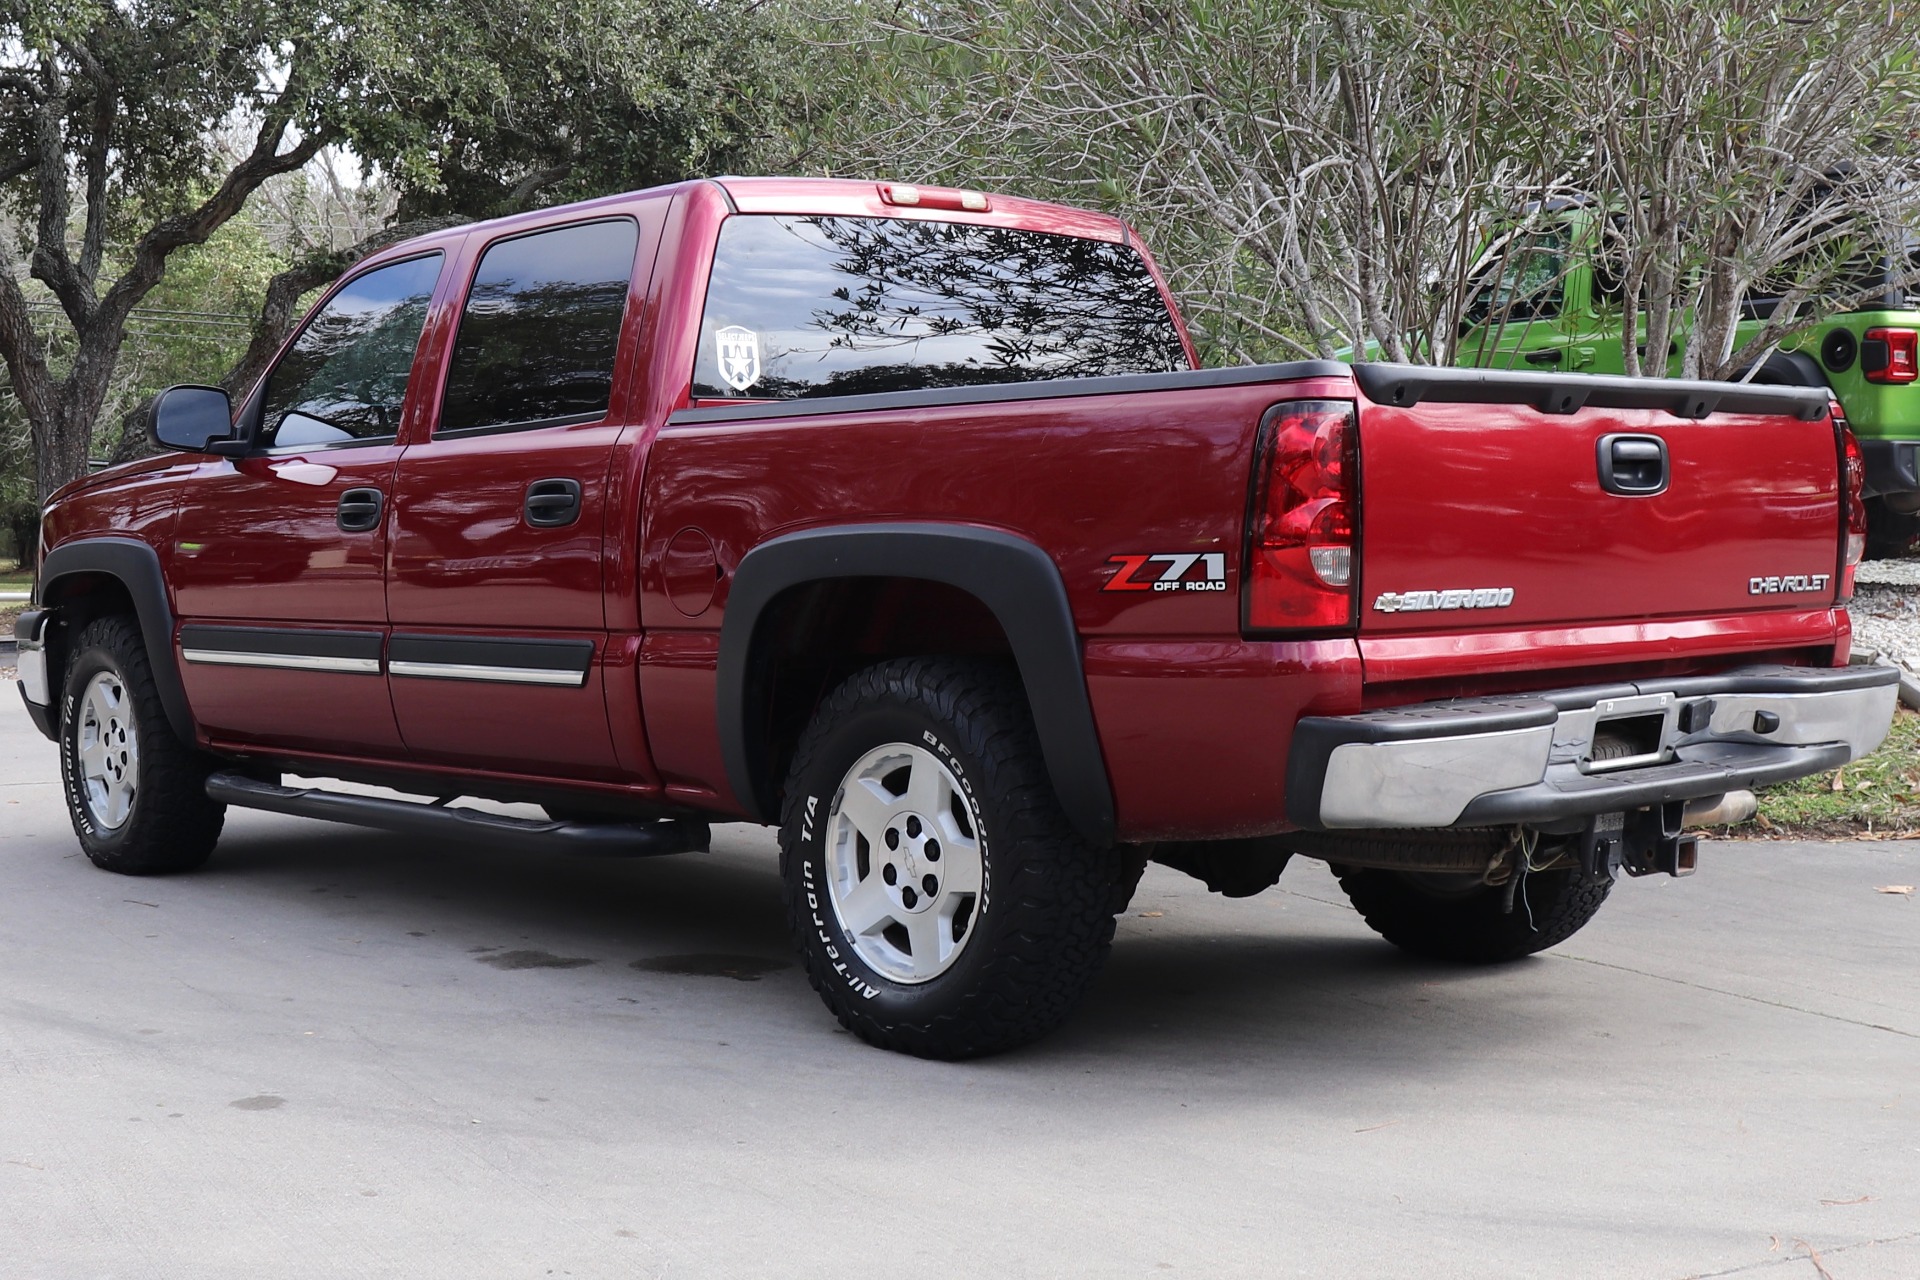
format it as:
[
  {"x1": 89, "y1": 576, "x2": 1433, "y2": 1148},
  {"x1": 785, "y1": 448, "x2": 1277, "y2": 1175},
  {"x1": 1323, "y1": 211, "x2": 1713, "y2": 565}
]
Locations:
[
  {"x1": 784, "y1": 700, "x2": 1005, "y2": 1028},
  {"x1": 59, "y1": 635, "x2": 142, "y2": 856}
]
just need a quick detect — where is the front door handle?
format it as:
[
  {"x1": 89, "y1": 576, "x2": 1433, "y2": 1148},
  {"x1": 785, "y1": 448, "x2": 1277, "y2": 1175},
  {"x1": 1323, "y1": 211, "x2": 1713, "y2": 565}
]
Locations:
[
  {"x1": 337, "y1": 488, "x2": 383, "y2": 533},
  {"x1": 525, "y1": 478, "x2": 583, "y2": 528},
  {"x1": 1597, "y1": 434, "x2": 1669, "y2": 496},
  {"x1": 1523, "y1": 348, "x2": 1564, "y2": 366}
]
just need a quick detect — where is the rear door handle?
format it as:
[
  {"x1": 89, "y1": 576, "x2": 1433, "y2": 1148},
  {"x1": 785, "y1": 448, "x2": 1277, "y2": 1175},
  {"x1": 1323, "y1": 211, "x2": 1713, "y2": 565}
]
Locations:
[
  {"x1": 1597, "y1": 434, "x2": 1669, "y2": 496},
  {"x1": 525, "y1": 478, "x2": 583, "y2": 528},
  {"x1": 1523, "y1": 348, "x2": 1564, "y2": 366},
  {"x1": 336, "y1": 488, "x2": 383, "y2": 533}
]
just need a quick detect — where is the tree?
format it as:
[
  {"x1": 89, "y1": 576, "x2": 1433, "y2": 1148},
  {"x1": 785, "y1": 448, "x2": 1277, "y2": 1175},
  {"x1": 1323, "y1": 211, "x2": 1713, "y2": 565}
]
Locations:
[
  {"x1": 0, "y1": 0, "x2": 798, "y2": 533},
  {"x1": 790, "y1": 0, "x2": 1920, "y2": 377},
  {"x1": 0, "y1": 2, "x2": 368, "y2": 512},
  {"x1": 1541, "y1": 1, "x2": 1920, "y2": 379},
  {"x1": 786, "y1": 0, "x2": 1580, "y2": 365}
]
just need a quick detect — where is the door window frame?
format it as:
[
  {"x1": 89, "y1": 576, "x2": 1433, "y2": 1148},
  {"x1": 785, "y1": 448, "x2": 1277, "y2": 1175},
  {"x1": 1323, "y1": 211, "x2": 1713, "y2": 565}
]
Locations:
[
  {"x1": 240, "y1": 249, "x2": 449, "y2": 456},
  {"x1": 427, "y1": 215, "x2": 645, "y2": 442}
]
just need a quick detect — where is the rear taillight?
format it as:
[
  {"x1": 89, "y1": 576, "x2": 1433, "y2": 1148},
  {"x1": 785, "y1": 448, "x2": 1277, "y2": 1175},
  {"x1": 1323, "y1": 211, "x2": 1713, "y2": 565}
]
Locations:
[
  {"x1": 1863, "y1": 327, "x2": 1918, "y2": 384},
  {"x1": 1840, "y1": 423, "x2": 1866, "y2": 598},
  {"x1": 1244, "y1": 400, "x2": 1357, "y2": 631}
]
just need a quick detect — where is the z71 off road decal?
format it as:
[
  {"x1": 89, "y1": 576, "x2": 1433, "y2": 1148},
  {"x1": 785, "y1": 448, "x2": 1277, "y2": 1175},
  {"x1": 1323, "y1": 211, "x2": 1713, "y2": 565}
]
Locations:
[{"x1": 1105, "y1": 552, "x2": 1228, "y2": 593}]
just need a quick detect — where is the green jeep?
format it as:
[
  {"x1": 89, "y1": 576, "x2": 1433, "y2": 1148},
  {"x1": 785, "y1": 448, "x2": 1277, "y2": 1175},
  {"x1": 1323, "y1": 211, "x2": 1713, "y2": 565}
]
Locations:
[{"x1": 1460, "y1": 211, "x2": 1920, "y2": 557}]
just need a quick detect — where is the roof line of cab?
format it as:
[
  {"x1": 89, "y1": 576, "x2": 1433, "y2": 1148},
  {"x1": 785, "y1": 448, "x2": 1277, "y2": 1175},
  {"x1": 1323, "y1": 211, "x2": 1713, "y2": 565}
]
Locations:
[{"x1": 352, "y1": 176, "x2": 1136, "y2": 273}]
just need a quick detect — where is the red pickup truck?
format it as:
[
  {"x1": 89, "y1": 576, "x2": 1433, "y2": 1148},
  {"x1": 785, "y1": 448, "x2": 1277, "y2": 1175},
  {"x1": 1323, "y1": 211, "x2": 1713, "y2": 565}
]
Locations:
[{"x1": 14, "y1": 177, "x2": 1898, "y2": 1058}]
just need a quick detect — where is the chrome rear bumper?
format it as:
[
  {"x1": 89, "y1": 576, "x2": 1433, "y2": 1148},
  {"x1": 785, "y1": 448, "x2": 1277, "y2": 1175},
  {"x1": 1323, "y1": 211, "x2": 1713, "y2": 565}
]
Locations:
[{"x1": 1288, "y1": 664, "x2": 1898, "y2": 831}]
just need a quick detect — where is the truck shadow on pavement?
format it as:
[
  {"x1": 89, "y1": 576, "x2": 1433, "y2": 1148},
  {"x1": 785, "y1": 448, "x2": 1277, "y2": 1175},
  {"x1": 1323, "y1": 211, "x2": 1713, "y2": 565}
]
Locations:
[{"x1": 188, "y1": 818, "x2": 1582, "y2": 1074}]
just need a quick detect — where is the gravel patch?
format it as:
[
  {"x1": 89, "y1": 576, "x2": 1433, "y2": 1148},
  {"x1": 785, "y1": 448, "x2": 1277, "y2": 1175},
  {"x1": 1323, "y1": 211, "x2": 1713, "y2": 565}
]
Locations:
[
  {"x1": 1850, "y1": 556, "x2": 1920, "y2": 711},
  {"x1": 1858, "y1": 556, "x2": 1920, "y2": 588},
  {"x1": 1850, "y1": 580, "x2": 1920, "y2": 671}
]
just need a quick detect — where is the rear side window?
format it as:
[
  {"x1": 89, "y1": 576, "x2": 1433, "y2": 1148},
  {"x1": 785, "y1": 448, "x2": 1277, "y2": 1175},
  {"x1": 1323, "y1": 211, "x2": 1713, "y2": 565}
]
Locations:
[
  {"x1": 691, "y1": 214, "x2": 1187, "y2": 400},
  {"x1": 438, "y1": 218, "x2": 639, "y2": 435},
  {"x1": 258, "y1": 253, "x2": 443, "y2": 449}
]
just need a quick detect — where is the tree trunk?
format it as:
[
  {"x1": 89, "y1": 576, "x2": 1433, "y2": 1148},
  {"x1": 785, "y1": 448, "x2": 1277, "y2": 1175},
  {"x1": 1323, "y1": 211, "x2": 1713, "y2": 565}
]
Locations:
[
  {"x1": 8, "y1": 512, "x2": 41, "y2": 575},
  {"x1": 33, "y1": 399, "x2": 99, "y2": 509}
]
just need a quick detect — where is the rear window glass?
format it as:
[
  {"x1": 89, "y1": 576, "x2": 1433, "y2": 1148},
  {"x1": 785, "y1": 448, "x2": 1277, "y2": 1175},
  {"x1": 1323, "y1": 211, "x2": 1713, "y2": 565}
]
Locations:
[
  {"x1": 438, "y1": 218, "x2": 638, "y2": 435},
  {"x1": 691, "y1": 214, "x2": 1187, "y2": 400}
]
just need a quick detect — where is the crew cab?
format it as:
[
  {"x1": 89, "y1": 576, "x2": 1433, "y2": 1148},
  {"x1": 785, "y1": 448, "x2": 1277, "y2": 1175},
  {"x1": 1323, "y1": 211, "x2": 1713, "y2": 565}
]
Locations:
[{"x1": 13, "y1": 178, "x2": 1898, "y2": 1058}]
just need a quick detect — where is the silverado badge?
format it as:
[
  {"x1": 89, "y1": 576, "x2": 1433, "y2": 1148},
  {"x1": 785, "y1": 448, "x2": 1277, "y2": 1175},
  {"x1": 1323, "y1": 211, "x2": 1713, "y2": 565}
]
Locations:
[{"x1": 1372, "y1": 587, "x2": 1516, "y2": 614}]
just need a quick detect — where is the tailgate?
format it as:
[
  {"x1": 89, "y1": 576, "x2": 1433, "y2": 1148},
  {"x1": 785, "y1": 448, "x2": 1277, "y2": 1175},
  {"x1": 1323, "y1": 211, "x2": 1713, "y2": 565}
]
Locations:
[{"x1": 1350, "y1": 366, "x2": 1840, "y2": 633}]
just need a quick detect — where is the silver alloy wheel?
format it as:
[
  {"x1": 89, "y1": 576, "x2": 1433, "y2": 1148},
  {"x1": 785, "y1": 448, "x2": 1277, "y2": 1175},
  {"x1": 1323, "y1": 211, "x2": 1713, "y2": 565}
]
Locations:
[
  {"x1": 824, "y1": 741, "x2": 985, "y2": 984},
  {"x1": 77, "y1": 671, "x2": 138, "y2": 830}
]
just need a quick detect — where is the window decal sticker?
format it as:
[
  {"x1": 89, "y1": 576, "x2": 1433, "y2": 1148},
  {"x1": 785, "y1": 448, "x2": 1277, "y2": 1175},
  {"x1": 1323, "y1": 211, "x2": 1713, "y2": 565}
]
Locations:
[{"x1": 716, "y1": 325, "x2": 762, "y2": 391}]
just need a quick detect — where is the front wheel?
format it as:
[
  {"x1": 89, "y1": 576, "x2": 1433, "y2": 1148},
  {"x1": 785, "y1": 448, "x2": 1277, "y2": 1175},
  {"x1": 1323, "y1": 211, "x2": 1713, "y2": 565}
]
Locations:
[
  {"x1": 1335, "y1": 864, "x2": 1611, "y2": 963},
  {"x1": 779, "y1": 658, "x2": 1119, "y2": 1059},
  {"x1": 58, "y1": 616, "x2": 224, "y2": 874}
]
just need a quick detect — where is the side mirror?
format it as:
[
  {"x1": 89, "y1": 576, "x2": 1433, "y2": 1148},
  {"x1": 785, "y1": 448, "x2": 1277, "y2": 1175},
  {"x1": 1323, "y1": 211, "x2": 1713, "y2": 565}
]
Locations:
[{"x1": 149, "y1": 385, "x2": 243, "y2": 455}]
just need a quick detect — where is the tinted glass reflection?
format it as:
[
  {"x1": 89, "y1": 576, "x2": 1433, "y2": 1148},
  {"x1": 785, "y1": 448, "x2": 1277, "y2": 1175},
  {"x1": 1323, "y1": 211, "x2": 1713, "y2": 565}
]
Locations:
[
  {"x1": 692, "y1": 215, "x2": 1187, "y2": 400},
  {"x1": 258, "y1": 253, "x2": 443, "y2": 448},
  {"x1": 438, "y1": 219, "x2": 638, "y2": 434}
]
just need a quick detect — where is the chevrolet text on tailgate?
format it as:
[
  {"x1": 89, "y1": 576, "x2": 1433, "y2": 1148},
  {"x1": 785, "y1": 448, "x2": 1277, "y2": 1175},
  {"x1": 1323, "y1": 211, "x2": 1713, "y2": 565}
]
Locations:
[{"x1": 14, "y1": 178, "x2": 1898, "y2": 1059}]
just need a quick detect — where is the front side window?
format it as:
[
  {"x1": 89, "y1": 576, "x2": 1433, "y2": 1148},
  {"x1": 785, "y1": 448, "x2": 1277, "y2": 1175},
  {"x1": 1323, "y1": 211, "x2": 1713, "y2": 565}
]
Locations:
[
  {"x1": 1465, "y1": 230, "x2": 1568, "y2": 326},
  {"x1": 692, "y1": 214, "x2": 1188, "y2": 400},
  {"x1": 437, "y1": 219, "x2": 639, "y2": 435},
  {"x1": 257, "y1": 253, "x2": 444, "y2": 449}
]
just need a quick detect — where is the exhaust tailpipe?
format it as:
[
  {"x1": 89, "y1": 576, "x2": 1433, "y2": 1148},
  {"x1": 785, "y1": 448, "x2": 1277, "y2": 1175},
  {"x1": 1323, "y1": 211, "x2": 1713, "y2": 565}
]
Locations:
[{"x1": 1682, "y1": 791, "x2": 1758, "y2": 829}]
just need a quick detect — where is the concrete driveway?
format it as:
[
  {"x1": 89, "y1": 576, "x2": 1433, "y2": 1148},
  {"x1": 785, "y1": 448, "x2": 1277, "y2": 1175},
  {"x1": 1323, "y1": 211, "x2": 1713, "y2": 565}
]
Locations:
[{"x1": 1, "y1": 695, "x2": 1916, "y2": 1279}]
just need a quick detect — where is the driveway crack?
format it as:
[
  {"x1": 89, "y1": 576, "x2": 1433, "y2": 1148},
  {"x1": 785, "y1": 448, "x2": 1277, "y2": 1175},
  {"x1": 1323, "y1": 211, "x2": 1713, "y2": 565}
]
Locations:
[{"x1": 1562, "y1": 954, "x2": 1918, "y2": 1040}]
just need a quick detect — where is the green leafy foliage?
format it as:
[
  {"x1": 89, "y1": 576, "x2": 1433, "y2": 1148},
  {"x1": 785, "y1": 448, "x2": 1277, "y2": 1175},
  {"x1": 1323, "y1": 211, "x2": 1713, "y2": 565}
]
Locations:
[
  {"x1": 0, "y1": 0, "x2": 801, "y2": 523},
  {"x1": 787, "y1": 0, "x2": 1920, "y2": 374}
]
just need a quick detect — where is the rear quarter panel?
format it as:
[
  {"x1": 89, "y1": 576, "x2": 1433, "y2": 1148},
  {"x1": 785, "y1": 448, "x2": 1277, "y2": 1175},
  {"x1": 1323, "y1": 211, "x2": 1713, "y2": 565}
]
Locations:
[{"x1": 638, "y1": 376, "x2": 1365, "y2": 839}]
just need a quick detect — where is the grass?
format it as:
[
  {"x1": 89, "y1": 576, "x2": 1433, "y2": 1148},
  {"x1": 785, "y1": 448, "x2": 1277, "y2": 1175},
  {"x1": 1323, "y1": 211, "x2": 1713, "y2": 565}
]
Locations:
[
  {"x1": 1747, "y1": 705, "x2": 1920, "y2": 840},
  {"x1": 1, "y1": 555, "x2": 29, "y2": 641}
]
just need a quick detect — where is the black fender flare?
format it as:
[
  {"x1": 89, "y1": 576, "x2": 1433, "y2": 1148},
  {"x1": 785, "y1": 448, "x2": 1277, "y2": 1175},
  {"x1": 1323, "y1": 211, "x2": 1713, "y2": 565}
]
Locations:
[
  {"x1": 38, "y1": 537, "x2": 197, "y2": 746},
  {"x1": 716, "y1": 523, "x2": 1115, "y2": 847},
  {"x1": 1744, "y1": 350, "x2": 1828, "y2": 389}
]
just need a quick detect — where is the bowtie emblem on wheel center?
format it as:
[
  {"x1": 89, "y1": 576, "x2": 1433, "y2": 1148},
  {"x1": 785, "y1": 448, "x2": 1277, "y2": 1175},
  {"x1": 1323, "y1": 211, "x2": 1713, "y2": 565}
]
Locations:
[{"x1": 882, "y1": 812, "x2": 944, "y2": 912}]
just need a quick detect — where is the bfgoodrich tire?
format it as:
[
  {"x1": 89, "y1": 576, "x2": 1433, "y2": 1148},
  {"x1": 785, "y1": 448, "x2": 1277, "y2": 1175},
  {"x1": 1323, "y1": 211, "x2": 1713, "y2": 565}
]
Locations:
[
  {"x1": 58, "y1": 615, "x2": 224, "y2": 874},
  {"x1": 1334, "y1": 865, "x2": 1611, "y2": 963},
  {"x1": 779, "y1": 657, "x2": 1119, "y2": 1059}
]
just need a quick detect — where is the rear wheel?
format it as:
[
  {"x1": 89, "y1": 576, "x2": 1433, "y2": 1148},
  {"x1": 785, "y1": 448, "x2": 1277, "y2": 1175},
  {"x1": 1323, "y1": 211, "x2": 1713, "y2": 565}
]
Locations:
[
  {"x1": 779, "y1": 657, "x2": 1118, "y2": 1059},
  {"x1": 58, "y1": 616, "x2": 224, "y2": 874},
  {"x1": 1335, "y1": 863, "x2": 1611, "y2": 963}
]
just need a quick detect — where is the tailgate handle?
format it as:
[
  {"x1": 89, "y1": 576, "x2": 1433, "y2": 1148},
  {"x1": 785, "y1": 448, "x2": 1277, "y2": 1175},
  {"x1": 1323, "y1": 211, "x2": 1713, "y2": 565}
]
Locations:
[{"x1": 1598, "y1": 434, "x2": 1669, "y2": 496}]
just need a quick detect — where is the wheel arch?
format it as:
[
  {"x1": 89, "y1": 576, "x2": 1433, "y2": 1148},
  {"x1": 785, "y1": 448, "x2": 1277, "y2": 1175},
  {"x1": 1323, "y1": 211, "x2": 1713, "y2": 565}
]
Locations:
[
  {"x1": 36, "y1": 537, "x2": 195, "y2": 745},
  {"x1": 1744, "y1": 349, "x2": 1828, "y2": 389},
  {"x1": 717, "y1": 523, "x2": 1115, "y2": 846}
]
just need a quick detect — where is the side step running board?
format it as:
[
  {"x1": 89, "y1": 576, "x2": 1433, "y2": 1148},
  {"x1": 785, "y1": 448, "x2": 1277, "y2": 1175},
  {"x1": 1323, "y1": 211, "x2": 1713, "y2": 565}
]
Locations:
[{"x1": 206, "y1": 773, "x2": 710, "y2": 858}]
